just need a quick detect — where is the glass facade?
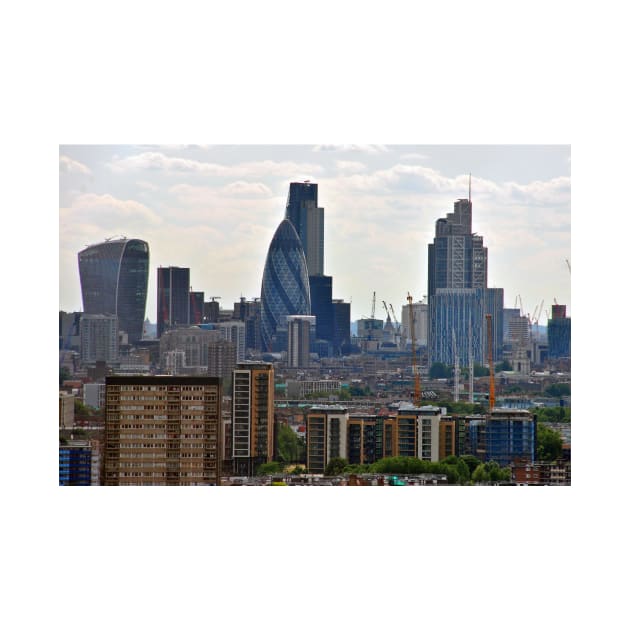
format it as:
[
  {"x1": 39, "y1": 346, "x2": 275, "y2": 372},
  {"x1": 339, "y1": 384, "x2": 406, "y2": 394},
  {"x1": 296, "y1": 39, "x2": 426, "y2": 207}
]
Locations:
[
  {"x1": 157, "y1": 267, "x2": 190, "y2": 338},
  {"x1": 78, "y1": 238, "x2": 149, "y2": 344},
  {"x1": 261, "y1": 219, "x2": 311, "y2": 351}
]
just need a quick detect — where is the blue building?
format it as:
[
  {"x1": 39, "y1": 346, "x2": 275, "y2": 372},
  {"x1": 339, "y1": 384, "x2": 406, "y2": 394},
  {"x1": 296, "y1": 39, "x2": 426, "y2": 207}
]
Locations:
[
  {"x1": 59, "y1": 441, "x2": 95, "y2": 486},
  {"x1": 260, "y1": 219, "x2": 311, "y2": 351},
  {"x1": 548, "y1": 305, "x2": 571, "y2": 358},
  {"x1": 78, "y1": 237, "x2": 149, "y2": 344},
  {"x1": 467, "y1": 409, "x2": 536, "y2": 466}
]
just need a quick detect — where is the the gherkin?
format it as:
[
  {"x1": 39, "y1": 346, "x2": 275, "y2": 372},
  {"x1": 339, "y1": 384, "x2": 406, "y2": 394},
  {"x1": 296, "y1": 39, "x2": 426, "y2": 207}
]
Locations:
[{"x1": 260, "y1": 219, "x2": 311, "y2": 351}]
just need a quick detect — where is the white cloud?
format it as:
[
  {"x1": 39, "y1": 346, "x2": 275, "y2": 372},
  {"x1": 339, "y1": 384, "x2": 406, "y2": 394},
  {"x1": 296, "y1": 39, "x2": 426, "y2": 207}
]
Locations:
[
  {"x1": 222, "y1": 181, "x2": 274, "y2": 197},
  {"x1": 313, "y1": 144, "x2": 389, "y2": 154},
  {"x1": 108, "y1": 152, "x2": 324, "y2": 179},
  {"x1": 335, "y1": 160, "x2": 367, "y2": 173},
  {"x1": 59, "y1": 155, "x2": 91, "y2": 175},
  {"x1": 399, "y1": 153, "x2": 429, "y2": 162}
]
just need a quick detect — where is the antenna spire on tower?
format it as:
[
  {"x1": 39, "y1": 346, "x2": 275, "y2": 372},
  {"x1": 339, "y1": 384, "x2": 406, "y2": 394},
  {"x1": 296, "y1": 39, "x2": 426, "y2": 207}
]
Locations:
[{"x1": 469, "y1": 172, "x2": 471, "y2": 203}]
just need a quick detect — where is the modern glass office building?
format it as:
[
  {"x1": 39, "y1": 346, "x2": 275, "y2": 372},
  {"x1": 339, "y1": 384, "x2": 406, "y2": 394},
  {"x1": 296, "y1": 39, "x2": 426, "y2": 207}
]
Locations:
[
  {"x1": 78, "y1": 237, "x2": 149, "y2": 344},
  {"x1": 260, "y1": 219, "x2": 311, "y2": 351},
  {"x1": 157, "y1": 266, "x2": 190, "y2": 338}
]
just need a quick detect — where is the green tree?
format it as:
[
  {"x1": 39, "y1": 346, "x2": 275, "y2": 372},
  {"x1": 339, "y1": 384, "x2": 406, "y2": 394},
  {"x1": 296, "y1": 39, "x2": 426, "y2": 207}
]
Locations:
[
  {"x1": 460, "y1": 455, "x2": 483, "y2": 477},
  {"x1": 545, "y1": 383, "x2": 571, "y2": 398},
  {"x1": 289, "y1": 466, "x2": 307, "y2": 475},
  {"x1": 256, "y1": 461, "x2": 284, "y2": 475},
  {"x1": 537, "y1": 424, "x2": 563, "y2": 461},
  {"x1": 325, "y1": 457, "x2": 348, "y2": 476},
  {"x1": 474, "y1": 363, "x2": 490, "y2": 377},
  {"x1": 276, "y1": 424, "x2": 304, "y2": 463},
  {"x1": 472, "y1": 464, "x2": 490, "y2": 483},
  {"x1": 429, "y1": 362, "x2": 453, "y2": 379}
]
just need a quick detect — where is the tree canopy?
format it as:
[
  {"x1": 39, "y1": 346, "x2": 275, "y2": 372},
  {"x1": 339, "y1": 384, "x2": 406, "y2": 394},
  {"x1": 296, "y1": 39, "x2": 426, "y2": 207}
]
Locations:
[
  {"x1": 544, "y1": 383, "x2": 571, "y2": 398},
  {"x1": 536, "y1": 424, "x2": 563, "y2": 462},
  {"x1": 276, "y1": 424, "x2": 305, "y2": 463},
  {"x1": 325, "y1": 458, "x2": 348, "y2": 476}
]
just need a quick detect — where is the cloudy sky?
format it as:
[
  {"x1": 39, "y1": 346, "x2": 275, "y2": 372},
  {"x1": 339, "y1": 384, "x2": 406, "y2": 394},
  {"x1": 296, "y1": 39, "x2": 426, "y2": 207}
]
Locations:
[{"x1": 59, "y1": 144, "x2": 570, "y2": 323}]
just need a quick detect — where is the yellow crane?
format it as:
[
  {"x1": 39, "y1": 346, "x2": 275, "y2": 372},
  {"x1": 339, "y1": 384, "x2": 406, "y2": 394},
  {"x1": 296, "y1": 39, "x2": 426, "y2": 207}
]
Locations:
[{"x1": 407, "y1": 293, "x2": 421, "y2": 405}]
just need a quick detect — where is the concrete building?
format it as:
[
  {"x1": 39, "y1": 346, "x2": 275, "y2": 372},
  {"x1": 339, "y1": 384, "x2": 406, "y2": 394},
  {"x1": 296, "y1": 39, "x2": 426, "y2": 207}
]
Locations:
[
  {"x1": 207, "y1": 339, "x2": 237, "y2": 380},
  {"x1": 287, "y1": 315, "x2": 315, "y2": 368},
  {"x1": 232, "y1": 362, "x2": 274, "y2": 476},
  {"x1": 59, "y1": 391, "x2": 75, "y2": 429},
  {"x1": 159, "y1": 326, "x2": 222, "y2": 371},
  {"x1": 216, "y1": 321, "x2": 246, "y2": 362},
  {"x1": 285, "y1": 379, "x2": 341, "y2": 399},
  {"x1": 104, "y1": 375, "x2": 222, "y2": 485},
  {"x1": 80, "y1": 314, "x2": 120, "y2": 366},
  {"x1": 401, "y1": 300, "x2": 428, "y2": 347},
  {"x1": 83, "y1": 382, "x2": 106, "y2": 409}
]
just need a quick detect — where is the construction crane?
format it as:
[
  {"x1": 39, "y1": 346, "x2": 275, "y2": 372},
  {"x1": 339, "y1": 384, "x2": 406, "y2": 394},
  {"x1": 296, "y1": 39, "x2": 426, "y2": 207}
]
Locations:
[
  {"x1": 452, "y1": 328, "x2": 460, "y2": 402},
  {"x1": 382, "y1": 300, "x2": 390, "y2": 321},
  {"x1": 486, "y1": 314, "x2": 495, "y2": 411},
  {"x1": 566, "y1": 259, "x2": 571, "y2": 273},
  {"x1": 407, "y1": 293, "x2": 421, "y2": 405}
]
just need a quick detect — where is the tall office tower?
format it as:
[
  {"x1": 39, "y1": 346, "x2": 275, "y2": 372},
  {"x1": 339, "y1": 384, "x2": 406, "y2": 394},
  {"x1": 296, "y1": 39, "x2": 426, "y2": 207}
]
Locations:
[
  {"x1": 332, "y1": 299, "x2": 351, "y2": 354},
  {"x1": 260, "y1": 219, "x2": 311, "y2": 351},
  {"x1": 231, "y1": 362, "x2": 274, "y2": 476},
  {"x1": 233, "y1": 298, "x2": 262, "y2": 351},
  {"x1": 430, "y1": 288, "x2": 503, "y2": 365},
  {"x1": 285, "y1": 181, "x2": 324, "y2": 276},
  {"x1": 309, "y1": 275, "x2": 334, "y2": 346},
  {"x1": 306, "y1": 405, "x2": 349, "y2": 474},
  {"x1": 78, "y1": 237, "x2": 149, "y2": 344},
  {"x1": 503, "y1": 308, "x2": 530, "y2": 346},
  {"x1": 427, "y1": 189, "x2": 504, "y2": 365},
  {"x1": 427, "y1": 198, "x2": 487, "y2": 296},
  {"x1": 216, "y1": 321, "x2": 246, "y2": 362},
  {"x1": 401, "y1": 300, "x2": 428, "y2": 347},
  {"x1": 104, "y1": 375, "x2": 222, "y2": 485},
  {"x1": 207, "y1": 339, "x2": 236, "y2": 380},
  {"x1": 157, "y1": 266, "x2": 190, "y2": 338},
  {"x1": 189, "y1": 291, "x2": 204, "y2": 325},
  {"x1": 548, "y1": 305, "x2": 571, "y2": 358},
  {"x1": 203, "y1": 299, "x2": 220, "y2": 323},
  {"x1": 287, "y1": 315, "x2": 315, "y2": 368},
  {"x1": 79, "y1": 314, "x2": 120, "y2": 365}
]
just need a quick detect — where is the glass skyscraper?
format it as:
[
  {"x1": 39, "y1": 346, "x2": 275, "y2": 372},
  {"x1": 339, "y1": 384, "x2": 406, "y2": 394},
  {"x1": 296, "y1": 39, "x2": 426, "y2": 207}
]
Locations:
[
  {"x1": 78, "y1": 237, "x2": 149, "y2": 344},
  {"x1": 157, "y1": 266, "x2": 190, "y2": 338},
  {"x1": 260, "y1": 219, "x2": 311, "y2": 351}
]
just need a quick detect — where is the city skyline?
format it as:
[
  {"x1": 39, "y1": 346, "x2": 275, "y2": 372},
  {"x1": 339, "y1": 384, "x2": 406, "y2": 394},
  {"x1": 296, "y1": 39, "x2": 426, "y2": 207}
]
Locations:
[{"x1": 59, "y1": 145, "x2": 570, "y2": 323}]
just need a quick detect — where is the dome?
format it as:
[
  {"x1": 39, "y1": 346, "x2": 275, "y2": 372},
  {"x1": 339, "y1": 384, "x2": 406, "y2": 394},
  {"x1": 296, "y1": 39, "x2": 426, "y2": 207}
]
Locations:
[{"x1": 260, "y1": 220, "x2": 311, "y2": 351}]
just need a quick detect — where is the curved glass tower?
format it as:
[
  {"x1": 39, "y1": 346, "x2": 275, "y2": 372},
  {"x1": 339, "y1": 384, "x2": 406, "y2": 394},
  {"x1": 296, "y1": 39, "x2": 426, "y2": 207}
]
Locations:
[
  {"x1": 78, "y1": 238, "x2": 149, "y2": 344},
  {"x1": 260, "y1": 220, "x2": 311, "y2": 351}
]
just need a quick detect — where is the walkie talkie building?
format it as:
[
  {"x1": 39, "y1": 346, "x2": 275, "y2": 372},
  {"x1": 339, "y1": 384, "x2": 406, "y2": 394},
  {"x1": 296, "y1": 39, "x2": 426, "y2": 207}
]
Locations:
[
  {"x1": 78, "y1": 237, "x2": 149, "y2": 344},
  {"x1": 260, "y1": 219, "x2": 311, "y2": 351}
]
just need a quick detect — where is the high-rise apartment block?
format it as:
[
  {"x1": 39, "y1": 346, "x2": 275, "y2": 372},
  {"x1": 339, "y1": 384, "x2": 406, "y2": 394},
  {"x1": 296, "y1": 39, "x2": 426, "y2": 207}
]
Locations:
[
  {"x1": 157, "y1": 266, "x2": 190, "y2": 338},
  {"x1": 287, "y1": 315, "x2": 315, "y2": 368},
  {"x1": 231, "y1": 362, "x2": 274, "y2": 475},
  {"x1": 78, "y1": 237, "x2": 149, "y2": 344},
  {"x1": 401, "y1": 300, "x2": 428, "y2": 347},
  {"x1": 207, "y1": 339, "x2": 236, "y2": 380},
  {"x1": 80, "y1": 314, "x2": 120, "y2": 365},
  {"x1": 104, "y1": 376, "x2": 222, "y2": 485},
  {"x1": 216, "y1": 321, "x2": 246, "y2": 362}
]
